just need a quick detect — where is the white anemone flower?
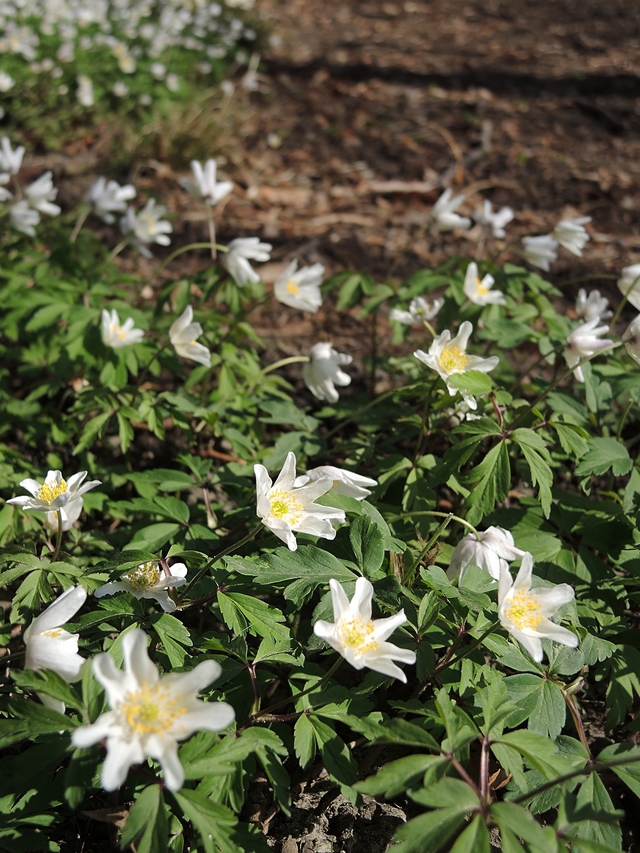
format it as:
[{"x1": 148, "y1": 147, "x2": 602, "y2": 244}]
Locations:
[
  {"x1": 254, "y1": 451, "x2": 345, "y2": 551},
  {"x1": 24, "y1": 585, "x2": 87, "y2": 712},
  {"x1": 169, "y1": 305, "x2": 211, "y2": 367},
  {"x1": 25, "y1": 172, "x2": 61, "y2": 217},
  {"x1": 9, "y1": 200, "x2": 39, "y2": 236},
  {"x1": 77, "y1": 75, "x2": 94, "y2": 107},
  {"x1": 0, "y1": 137, "x2": 25, "y2": 175},
  {"x1": 87, "y1": 177, "x2": 136, "y2": 224},
  {"x1": 498, "y1": 553, "x2": 578, "y2": 663},
  {"x1": 294, "y1": 466, "x2": 377, "y2": 501},
  {"x1": 313, "y1": 578, "x2": 416, "y2": 682},
  {"x1": 563, "y1": 318, "x2": 613, "y2": 382},
  {"x1": 474, "y1": 200, "x2": 514, "y2": 238},
  {"x1": 414, "y1": 321, "x2": 499, "y2": 409},
  {"x1": 554, "y1": 217, "x2": 591, "y2": 257},
  {"x1": 71, "y1": 628, "x2": 235, "y2": 792},
  {"x1": 623, "y1": 315, "x2": 640, "y2": 366},
  {"x1": 121, "y1": 199, "x2": 172, "y2": 258},
  {"x1": 44, "y1": 497, "x2": 84, "y2": 534},
  {"x1": 389, "y1": 296, "x2": 444, "y2": 326},
  {"x1": 180, "y1": 159, "x2": 233, "y2": 205},
  {"x1": 463, "y1": 262, "x2": 506, "y2": 306},
  {"x1": 618, "y1": 264, "x2": 640, "y2": 312},
  {"x1": 0, "y1": 172, "x2": 13, "y2": 202},
  {"x1": 575, "y1": 288, "x2": 612, "y2": 323},
  {"x1": 432, "y1": 189, "x2": 471, "y2": 231},
  {"x1": 223, "y1": 237, "x2": 272, "y2": 286},
  {"x1": 0, "y1": 71, "x2": 15, "y2": 92},
  {"x1": 95, "y1": 561, "x2": 187, "y2": 613},
  {"x1": 447, "y1": 527, "x2": 526, "y2": 582},
  {"x1": 521, "y1": 234, "x2": 559, "y2": 272},
  {"x1": 8, "y1": 470, "x2": 101, "y2": 513},
  {"x1": 274, "y1": 260, "x2": 324, "y2": 312},
  {"x1": 303, "y1": 342, "x2": 352, "y2": 403},
  {"x1": 101, "y1": 309, "x2": 144, "y2": 349}
]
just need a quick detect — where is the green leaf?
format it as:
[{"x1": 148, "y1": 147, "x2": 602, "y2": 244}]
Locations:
[
  {"x1": 11, "y1": 669, "x2": 83, "y2": 712},
  {"x1": 512, "y1": 428, "x2": 553, "y2": 517},
  {"x1": 572, "y1": 773, "x2": 623, "y2": 849},
  {"x1": 120, "y1": 785, "x2": 167, "y2": 853},
  {"x1": 495, "y1": 731, "x2": 576, "y2": 779},
  {"x1": 355, "y1": 754, "x2": 442, "y2": 797},
  {"x1": 574, "y1": 437, "x2": 632, "y2": 478},
  {"x1": 125, "y1": 523, "x2": 181, "y2": 552},
  {"x1": 490, "y1": 801, "x2": 552, "y2": 850},
  {"x1": 308, "y1": 716, "x2": 357, "y2": 786},
  {"x1": 64, "y1": 747, "x2": 97, "y2": 810},
  {"x1": 150, "y1": 613, "x2": 193, "y2": 667},
  {"x1": 7, "y1": 698, "x2": 76, "y2": 733},
  {"x1": 528, "y1": 680, "x2": 566, "y2": 740},
  {"x1": 450, "y1": 815, "x2": 490, "y2": 853},
  {"x1": 74, "y1": 411, "x2": 112, "y2": 454},
  {"x1": 370, "y1": 718, "x2": 439, "y2": 750},
  {"x1": 392, "y1": 807, "x2": 471, "y2": 853},
  {"x1": 411, "y1": 778, "x2": 480, "y2": 810},
  {"x1": 172, "y1": 790, "x2": 237, "y2": 853},
  {"x1": 447, "y1": 370, "x2": 493, "y2": 396},
  {"x1": 293, "y1": 713, "x2": 316, "y2": 769},
  {"x1": 597, "y1": 743, "x2": 640, "y2": 800},
  {"x1": 463, "y1": 440, "x2": 510, "y2": 525},
  {"x1": 217, "y1": 592, "x2": 288, "y2": 641},
  {"x1": 349, "y1": 515, "x2": 385, "y2": 577}
]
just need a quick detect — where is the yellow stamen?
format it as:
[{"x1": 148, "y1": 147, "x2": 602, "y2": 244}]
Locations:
[
  {"x1": 438, "y1": 344, "x2": 472, "y2": 373},
  {"x1": 119, "y1": 682, "x2": 187, "y2": 736},
  {"x1": 337, "y1": 615, "x2": 379, "y2": 655},
  {"x1": 122, "y1": 561, "x2": 161, "y2": 591},
  {"x1": 504, "y1": 590, "x2": 543, "y2": 630},
  {"x1": 268, "y1": 488, "x2": 304, "y2": 524},
  {"x1": 286, "y1": 280, "x2": 299, "y2": 295},
  {"x1": 43, "y1": 628, "x2": 63, "y2": 638},
  {"x1": 475, "y1": 278, "x2": 488, "y2": 296},
  {"x1": 38, "y1": 478, "x2": 68, "y2": 503}
]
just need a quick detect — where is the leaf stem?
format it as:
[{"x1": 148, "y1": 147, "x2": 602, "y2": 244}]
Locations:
[
  {"x1": 261, "y1": 355, "x2": 310, "y2": 376},
  {"x1": 249, "y1": 657, "x2": 343, "y2": 721},
  {"x1": 52, "y1": 511, "x2": 64, "y2": 562},
  {"x1": 388, "y1": 510, "x2": 480, "y2": 538}
]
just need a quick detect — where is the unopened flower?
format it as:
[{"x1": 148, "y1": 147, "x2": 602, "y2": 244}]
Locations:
[
  {"x1": 44, "y1": 498, "x2": 84, "y2": 534},
  {"x1": 623, "y1": 315, "x2": 640, "y2": 366},
  {"x1": 294, "y1": 466, "x2": 377, "y2": 500},
  {"x1": 564, "y1": 318, "x2": 613, "y2": 381},
  {"x1": 313, "y1": 578, "x2": 416, "y2": 682},
  {"x1": 432, "y1": 189, "x2": 471, "y2": 231},
  {"x1": 0, "y1": 71, "x2": 15, "y2": 92},
  {"x1": 25, "y1": 171, "x2": 61, "y2": 217},
  {"x1": 71, "y1": 628, "x2": 235, "y2": 791},
  {"x1": 87, "y1": 177, "x2": 136, "y2": 224},
  {"x1": 498, "y1": 553, "x2": 577, "y2": 663},
  {"x1": 447, "y1": 527, "x2": 525, "y2": 582},
  {"x1": 8, "y1": 470, "x2": 101, "y2": 513},
  {"x1": 101, "y1": 309, "x2": 144, "y2": 348},
  {"x1": 0, "y1": 137, "x2": 25, "y2": 174},
  {"x1": 618, "y1": 264, "x2": 640, "y2": 312},
  {"x1": 389, "y1": 296, "x2": 444, "y2": 326},
  {"x1": 95, "y1": 561, "x2": 187, "y2": 613},
  {"x1": 554, "y1": 217, "x2": 591, "y2": 257},
  {"x1": 255, "y1": 451, "x2": 345, "y2": 551},
  {"x1": 180, "y1": 159, "x2": 233, "y2": 205},
  {"x1": 463, "y1": 261, "x2": 506, "y2": 306},
  {"x1": 169, "y1": 305, "x2": 211, "y2": 367},
  {"x1": 10, "y1": 200, "x2": 39, "y2": 236},
  {"x1": 414, "y1": 321, "x2": 499, "y2": 409},
  {"x1": 474, "y1": 200, "x2": 514, "y2": 238},
  {"x1": 223, "y1": 237, "x2": 272, "y2": 286},
  {"x1": 575, "y1": 288, "x2": 611, "y2": 322},
  {"x1": 24, "y1": 585, "x2": 87, "y2": 712},
  {"x1": 303, "y1": 342, "x2": 352, "y2": 403},
  {"x1": 121, "y1": 199, "x2": 172, "y2": 257},
  {"x1": 521, "y1": 234, "x2": 559, "y2": 272},
  {"x1": 274, "y1": 260, "x2": 324, "y2": 312}
]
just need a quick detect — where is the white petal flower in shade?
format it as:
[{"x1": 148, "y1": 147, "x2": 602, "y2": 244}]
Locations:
[
  {"x1": 0, "y1": 71, "x2": 15, "y2": 92},
  {"x1": 463, "y1": 262, "x2": 506, "y2": 306},
  {"x1": 10, "y1": 200, "x2": 40, "y2": 236},
  {"x1": 101, "y1": 309, "x2": 145, "y2": 349},
  {"x1": 617, "y1": 264, "x2": 640, "y2": 312},
  {"x1": 447, "y1": 527, "x2": 526, "y2": 582},
  {"x1": 0, "y1": 172, "x2": 13, "y2": 202},
  {"x1": 71, "y1": 628, "x2": 235, "y2": 792},
  {"x1": 169, "y1": 305, "x2": 211, "y2": 367},
  {"x1": 24, "y1": 171, "x2": 61, "y2": 217},
  {"x1": 474, "y1": 200, "x2": 514, "y2": 238},
  {"x1": 77, "y1": 75, "x2": 94, "y2": 107},
  {"x1": 389, "y1": 296, "x2": 444, "y2": 326},
  {"x1": 432, "y1": 189, "x2": 472, "y2": 231},
  {"x1": 254, "y1": 451, "x2": 345, "y2": 551},
  {"x1": 7, "y1": 470, "x2": 101, "y2": 513},
  {"x1": 95, "y1": 561, "x2": 187, "y2": 613},
  {"x1": 0, "y1": 137, "x2": 25, "y2": 175},
  {"x1": 87, "y1": 177, "x2": 136, "y2": 224},
  {"x1": 180, "y1": 159, "x2": 233, "y2": 205},
  {"x1": 498, "y1": 553, "x2": 578, "y2": 663},
  {"x1": 521, "y1": 234, "x2": 559, "y2": 272},
  {"x1": 623, "y1": 315, "x2": 640, "y2": 366},
  {"x1": 303, "y1": 342, "x2": 352, "y2": 403},
  {"x1": 24, "y1": 585, "x2": 87, "y2": 712},
  {"x1": 554, "y1": 217, "x2": 591, "y2": 257},
  {"x1": 563, "y1": 318, "x2": 613, "y2": 382},
  {"x1": 313, "y1": 578, "x2": 416, "y2": 682},
  {"x1": 222, "y1": 237, "x2": 272, "y2": 286},
  {"x1": 274, "y1": 260, "x2": 324, "y2": 313},
  {"x1": 294, "y1": 466, "x2": 377, "y2": 501},
  {"x1": 44, "y1": 497, "x2": 84, "y2": 534},
  {"x1": 121, "y1": 199, "x2": 172, "y2": 257},
  {"x1": 575, "y1": 288, "x2": 612, "y2": 323},
  {"x1": 414, "y1": 321, "x2": 499, "y2": 410}
]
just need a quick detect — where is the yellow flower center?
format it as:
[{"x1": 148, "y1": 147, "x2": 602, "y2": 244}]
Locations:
[
  {"x1": 37, "y1": 478, "x2": 68, "y2": 503},
  {"x1": 43, "y1": 628, "x2": 62, "y2": 638},
  {"x1": 122, "y1": 561, "x2": 161, "y2": 591},
  {"x1": 475, "y1": 278, "x2": 488, "y2": 296},
  {"x1": 438, "y1": 344, "x2": 472, "y2": 373},
  {"x1": 504, "y1": 590, "x2": 543, "y2": 630},
  {"x1": 119, "y1": 682, "x2": 187, "y2": 737},
  {"x1": 286, "y1": 280, "x2": 299, "y2": 295},
  {"x1": 336, "y1": 615, "x2": 379, "y2": 655},
  {"x1": 269, "y1": 488, "x2": 304, "y2": 524}
]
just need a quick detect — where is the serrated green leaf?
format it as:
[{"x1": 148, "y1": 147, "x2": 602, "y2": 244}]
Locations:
[
  {"x1": 574, "y1": 437, "x2": 632, "y2": 478},
  {"x1": 447, "y1": 370, "x2": 493, "y2": 395},
  {"x1": 349, "y1": 515, "x2": 385, "y2": 577}
]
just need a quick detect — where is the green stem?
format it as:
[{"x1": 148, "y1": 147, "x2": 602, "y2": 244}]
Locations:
[
  {"x1": 205, "y1": 202, "x2": 217, "y2": 260},
  {"x1": 251, "y1": 657, "x2": 343, "y2": 721},
  {"x1": 108, "y1": 235, "x2": 132, "y2": 261},
  {"x1": 512, "y1": 753, "x2": 640, "y2": 805},
  {"x1": 408, "y1": 513, "x2": 453, "y2": 576},
  {"x1": 388, "y1": 510, "x2": 480, "y2": 538},
  {"x1": 323, "y1": 384, "x2": 422, "y2": 441},
  {"x1": 70, "y1": 205, "x2": 90, "y2": 243},
  {"x1": 52, "y1": 511, "x2": 64, "y2": 562},
  {"x1": 261, "y1": 355, "x2": 310, "y2": 376},
  {"x1": 149, "y1": 241, "x2": 227, "y2": 286},
  {"x1": 617, "y1": 399, "x2": 634, "y2": 441},
  {"x1": 610, "y1": 274, "x2": 640, "y2": 329}
]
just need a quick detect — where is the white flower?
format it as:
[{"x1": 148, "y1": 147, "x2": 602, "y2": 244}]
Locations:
[
  {"x1": 95, "y1": 561, "x2": 187, "y2": 613},
  {"x1": 521, "y1": 234, "x2": 559, "y2": 272},
  {"x1": 71, "y1": 628, "x2": 235, "y2": 791},
  {"x1": 618, "y1": 264, "x2": 640, "y2": 312},
  {"x1": 254, "y1": 451, "x2": 345, "y2": 551},
  {"x1": 554, "y1": 217, "x2": 591, "y2": 257},
  {"x1": 150, "y1": 62, "x2": 166, "y2": 80},
  {"x1": 87, "y1": 177, "x2": 136, "y2": 224},
  {"x1": 563, "y1": 318, "x2": 613, "y2": 382},
  {"x1": 447, "y1": 527, "x2": 525, "y2": 582},
  {"x1": 118, "y1": 55, "x2": 136, "y2": 74},
  {"x1": 274, "y1": 260, "x2": 324, "y2": 312},
  {"x1": 180, "y1": 159, "x2": 233, "y2": 205},
  {"x1": 0, "y1": 137, "x2": 25, "y2": 174},
  {"x1": 0, "y1": 71, "x2": 15, "y2": 92},
  {"x1": 169, "y1": 305, "x2": 211, "y2": 367},
  {"x1": 294, "y1": 466, "x2": 377, "y2": 500},
  {"x1": 575, "y1": 288, "x2": 611, "y2": 323},
  {"x1": 222, "y1": 237, "x2": 272, "y2": 286},
  {"x1": 389, "y1": 296, "x2": 444, "y2": 325},
  {"x1": 77, "y1": 75, "x2": 94, "y2": 107},
  {"x1": 101, "y1": 309, "x2": 144, "y2": 348},
  {"x1": 623, "y1": 315, "x2": 640, "y2": 366},
  {"x1": 10, "y1": 200, "x2": 39, "y2": 236},
  {"x1": 166, "y1": 73, "x2": 180, "y2": 92},
  {"x1": 24, "y1": 585, "x2": 87, "y2": 712},
  {"x1": 313, "y1": 578, "x2": 416, "y2": 682},
  {"x1": 7, "y1": 470, "x2": 101, "y2": 513},
  {"x1": 474, "y1": 200, "x2": 514, "y2": 238},
  {"x1": 0, "y1": 172, "x2": 12, "y2": 202},
  {"x1": 113, "y1": 81, "x2": 129, "y2": 97},
  {"x1": 432, "y1": 189, "x2": 471, "y2": 231},
  {"x1": 24, "y1": 171, "x2": 61, "y2": 217},
  {"x1": 44, "y1": 498, "x2": 84, "y2": 534},
  {"x1": 121, "y1": 199, "x2": 172, "y2": 257},
  {"x1": 303, "y1": 342, "x2": 352, "y2": 403},
  {"x1": 414, "y1": 321, "x2": 499, "y2": 409},
  {"x1": 463, "y1": 262, "x2": 506, "y2": 306},
  {"x1": 498, "y1": 553, "x2": 577, "y2": 663}
]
